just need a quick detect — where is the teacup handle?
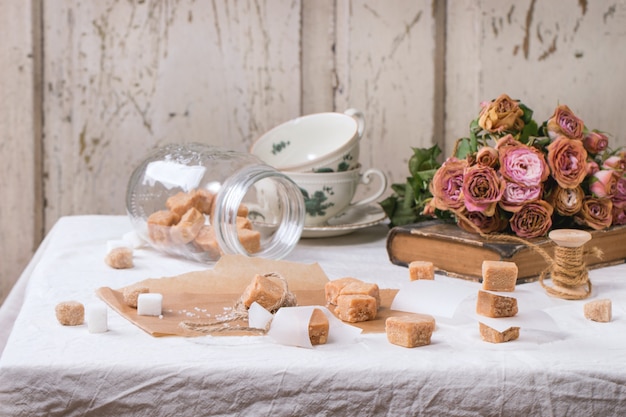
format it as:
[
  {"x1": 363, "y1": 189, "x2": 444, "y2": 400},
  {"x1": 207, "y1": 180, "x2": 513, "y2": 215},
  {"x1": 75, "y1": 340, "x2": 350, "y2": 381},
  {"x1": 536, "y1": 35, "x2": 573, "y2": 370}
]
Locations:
[
  {"x1": 350, "y1": 168, "x2": 388, "y2": 207},
  {"x1": 344, "y1": 108, "x2": 365, "y2": 139}
]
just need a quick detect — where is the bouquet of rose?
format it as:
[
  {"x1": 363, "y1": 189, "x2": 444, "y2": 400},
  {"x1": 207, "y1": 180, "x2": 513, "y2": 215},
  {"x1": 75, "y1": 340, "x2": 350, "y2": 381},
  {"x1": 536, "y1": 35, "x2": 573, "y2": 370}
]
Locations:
[{"x1": 381, "y1": 93, "x2": 626, "y2": 239}]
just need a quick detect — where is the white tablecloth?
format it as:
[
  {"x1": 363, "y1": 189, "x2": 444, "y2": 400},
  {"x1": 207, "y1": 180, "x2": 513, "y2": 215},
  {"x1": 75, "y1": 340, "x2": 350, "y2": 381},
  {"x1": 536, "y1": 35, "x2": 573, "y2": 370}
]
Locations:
[{"x1": 1, "y1": 215, "x2": 626, "y2": 417}]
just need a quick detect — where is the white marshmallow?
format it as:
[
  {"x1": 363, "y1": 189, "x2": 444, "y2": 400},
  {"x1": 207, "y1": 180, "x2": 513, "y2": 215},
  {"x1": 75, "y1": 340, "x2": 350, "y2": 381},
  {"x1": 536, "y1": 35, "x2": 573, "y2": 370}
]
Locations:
[
  {"x1": 87, "y1": 303, "x2": 108, "y2": 333},
  {"x1": 137, "y1": 293, "x2": 163, "y2": 316}
]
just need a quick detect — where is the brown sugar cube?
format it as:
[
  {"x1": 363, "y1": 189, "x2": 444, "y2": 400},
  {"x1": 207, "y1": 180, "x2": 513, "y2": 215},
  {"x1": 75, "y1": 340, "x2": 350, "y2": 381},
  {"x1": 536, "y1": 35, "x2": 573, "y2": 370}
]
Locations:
[
  {"x1": 193, "y1": 225, "x2": 223, "y2": 259},
  {"x1": 237, "y1": 204, "x2": 249, "y2": 217},
  {"x1": 55, "y1": 301, "x2": 85, "y2": 326},
  {"x1": 123, "y1": 286, "x2": 150, "y2": 308},
  {"x1": 324, "y1": 277, "x2": 362, "y2": 305},
  {"x1": 105, "y1": 247, "x2": 134, "y2": 269},
  {"x1": 236, "y1": 216, "x2": 253, "y2": 230},
  {"x1": 408, "y1": 261, "x2": 435, "y2": 281},
  {"x1": 192, "y1": 189, "x2": 215, "y2": 214},
  {"x1": 240, "y1": 274, "x2": 295, "y2": 312},
  {"x1": 170, "y1": 207, "x2": 205, "y2": 244},
  {"x1": 238, "y1": 228, "x2": 261, "y2": 253},
  {"x1": 476, "y1": 290, "x2": 518, "y2": 318},
  {"x1": 308, "y1": 308, "x2": 329, "y2": 345},
  {"x1": 479, "y1": 322, "x2": 520, "y2": 343},
  {"x1": 335, "y1": 294, "x2": 377, "y2": 323},
  {"x1": 583, "y1": 299, "x2": 612, "y2": 322},
  {"x1": 386, "y1": 315, "x2": 436, "y2": 348},
  {"x1": 482, "y1": 260, "x2": 518, "y2": 292},
  {"x1": 166, "y1": 191, "x2": 200, "y2": 217},
  {"x1": 340, "y1": 281, "x2": 381, "y2": 309},
  {"x1": 147, "y1": 210, "x2": 180, "y2": 245}
]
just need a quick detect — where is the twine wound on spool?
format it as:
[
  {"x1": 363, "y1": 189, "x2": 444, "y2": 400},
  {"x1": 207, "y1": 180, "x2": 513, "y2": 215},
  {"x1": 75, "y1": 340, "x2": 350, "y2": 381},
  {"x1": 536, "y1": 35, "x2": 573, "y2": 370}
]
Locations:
[
  {"x1": 541, "y1": 229, "x2": 597, "y2": 300},
  {"x1": 455, "y1": 212, "x2": 601, "y2": 300},
  {"x1": 178, "y1": 272, "x2": 295, "y2": 335}
]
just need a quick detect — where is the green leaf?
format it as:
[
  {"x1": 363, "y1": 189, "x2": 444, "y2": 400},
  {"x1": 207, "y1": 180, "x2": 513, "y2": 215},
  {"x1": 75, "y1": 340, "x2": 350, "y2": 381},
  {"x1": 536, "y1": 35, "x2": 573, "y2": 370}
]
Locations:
[
  {"x1": 519, "y1": 119, "x2": 538, "y2": 144},
  {"x1": 519, "y1": 102, "x2": 534, "y2": 124},
  {"x1": 408, "y1": 145, "x2": 441, "y2": 175},
  {"x1": 390, "y1": 182, "x2": 407, "y2": 197},
  {"x1": 454, "y1": 137, "x2": 473, "y2": 159}
]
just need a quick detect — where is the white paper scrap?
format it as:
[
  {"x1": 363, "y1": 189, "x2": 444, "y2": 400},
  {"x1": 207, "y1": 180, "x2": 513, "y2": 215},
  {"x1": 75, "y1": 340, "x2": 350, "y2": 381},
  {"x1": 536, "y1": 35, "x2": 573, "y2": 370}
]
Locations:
[
  {"x1": 474, "y1": 309, "x2": 560, "y2": 333},
  {"x1": 267, "y1": 306, "x2": 362, "y2": 348},
  {"x1": 248, "y1": 302, "x2": 274, "y2": 330},
  {"x1": 391, "y1": 280, "x2": 476, "y2": 318},
  {"x1": 143, "y1": 160, "x2": 206, "y2": 191}
]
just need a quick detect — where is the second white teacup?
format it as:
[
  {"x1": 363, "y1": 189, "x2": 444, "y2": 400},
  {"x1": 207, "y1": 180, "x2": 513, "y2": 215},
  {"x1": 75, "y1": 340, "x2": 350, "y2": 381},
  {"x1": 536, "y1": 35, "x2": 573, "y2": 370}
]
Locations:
[
  {"x1": 285, "y1": 166, "x2": 387, "y2": 226},
  {"x1": 250, "y1": 109, "x2": 365, "y2": 173}
]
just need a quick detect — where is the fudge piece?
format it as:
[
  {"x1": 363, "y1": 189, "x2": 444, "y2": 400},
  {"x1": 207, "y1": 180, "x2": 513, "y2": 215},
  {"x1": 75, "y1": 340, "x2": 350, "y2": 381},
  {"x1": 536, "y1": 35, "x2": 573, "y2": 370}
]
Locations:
[
  {"x1": 237, "y1": 204, "x2": 249, "y2": 217},
  {"x1": 137, "y1": 293, "x2": 163, "y2": 316},
  {"x1": 308, "y1": 308, "x2": 329, "y2": 345},
  {"x1": 476, "y1": 290, "x2": 518, "y2": 318},
  {"x1": 238, "y1": 228, "x2": 261, "y2": 254},
  {"x1": 479, "y1": 322, "x2": 520, "y2": 343},
  {"x1": 386, "y1": 315, "x2": 436, "y2": 348},
  {"x1": 236, "y1": 216, "x2": 253, "y2": 230},
  {"x1": 147, "y1": 210, "x2": 180, "y2": 245},
  {"x1": 105, "y1": 247, "x2": 134, "y2": 269},
  {"x1": 482, "y1": 260, "x2": 518, "y2": 292},
  {"x1": 55, "y1": 301, "x2": 85, "y2": 326},
  {"x1": 340, "y1": 281, "x2": 380, "y2": 309},
  {"x1": 170, "y1": 207, "x2": 205, "y2": 244},
  {"x1": 193, "y1": 225, "x2": 223, "y2": 258},
  {"x1": 408, "y1": 261, "x2": 435, "y2": 281},
  {"x1": 192, "y1": 189, "x2": 215, "y2": 214},
  {"x1": 166, "y1": 191, "x2": 200, "y2": 217},
  {"x1": 335, "y1": 294, "x2": 377, "y2": 323},
  {"x1": 325, "y1": 277, "x2": 361, "y2": 305},
  {"x1": 123, "y1": 286, "x2": 150, "y2": 308},
  {"x1": 583, "y1": 299, "x2": 612, "y2": 322},
  {"x1": 240, "y1": 273, "x2": 296, "y2": 312}
]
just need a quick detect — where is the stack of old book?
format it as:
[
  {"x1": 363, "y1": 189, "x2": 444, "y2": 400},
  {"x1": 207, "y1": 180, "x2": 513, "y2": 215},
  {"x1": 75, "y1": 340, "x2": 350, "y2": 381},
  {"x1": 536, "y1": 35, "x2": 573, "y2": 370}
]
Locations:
[{"x1": 386, "y1": 220, "x2": 626, "y2": 284}]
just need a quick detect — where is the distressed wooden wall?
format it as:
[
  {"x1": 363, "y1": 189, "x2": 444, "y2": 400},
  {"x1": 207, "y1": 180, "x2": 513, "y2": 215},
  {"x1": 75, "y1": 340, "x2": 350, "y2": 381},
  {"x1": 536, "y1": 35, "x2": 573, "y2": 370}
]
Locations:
[{"x1": 2, "y1": 0, "x2": 626, "y2": 306}]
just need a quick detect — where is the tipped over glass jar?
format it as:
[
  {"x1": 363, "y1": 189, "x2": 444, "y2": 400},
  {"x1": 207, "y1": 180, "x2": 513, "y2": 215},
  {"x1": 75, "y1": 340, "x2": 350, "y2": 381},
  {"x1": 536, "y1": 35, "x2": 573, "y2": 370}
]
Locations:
[{"x1": 126, "y1": 143, "x2": 306, "y2": 263}]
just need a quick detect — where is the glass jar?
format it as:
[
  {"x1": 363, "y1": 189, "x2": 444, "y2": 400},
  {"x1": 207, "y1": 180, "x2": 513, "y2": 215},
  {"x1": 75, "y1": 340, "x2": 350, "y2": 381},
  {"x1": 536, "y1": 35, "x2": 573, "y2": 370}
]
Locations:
[{"x1": 126, "y1": 143, "x2": 305, "y2": 263}]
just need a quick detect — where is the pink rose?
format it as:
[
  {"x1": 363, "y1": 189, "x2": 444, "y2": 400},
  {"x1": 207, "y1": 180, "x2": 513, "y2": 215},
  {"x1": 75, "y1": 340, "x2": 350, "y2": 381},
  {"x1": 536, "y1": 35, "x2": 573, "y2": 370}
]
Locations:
[
  {"x1": 499, "y1": 181, "x2": 542, "y2": 213},
  {"x1": 456, "y1": 208, "x2": 508, "y2": 234},
  {"x1": 583, "y1": 131, "x2": 609, "y2": 155},
  {"x1": 611, "y1": 176, "x2": 626, "y2": 208},
  {"x1": 461, "y1": 165, "x2": 505, "y2": 216},
  {"x1": 498, "y1": 143, "x2": 549, "y2": 187},
  {"x1": 430, "y1": 158, "x2": 468, "y2": 211},
  {"x1": 548, "y1": 185, "x2": 584, "y2": 217},
  {"x1": 509, "y1": 200, "x2": 554, "y2": 238},
  {"x1": 612, "y1": 204, "x2": 626, "y2": 226},
  {"x1": 546, "y1": 136, "x2": 588, "y2": 189},
  {"x1": 478, "y1": 94, "x2": 525, "y2": 134},
  {"x1": 602, "y1": 155, "x2": 626, "y2": 173},
  {"x1": 475, "y1": 146, "x2": 499, "y2": 168},
  {"x1": 586, "y1": 160, "x2": 600, "y2": 176},
  {"x1": 589, "y1": 169, "x2": 618, "y2": 198},
  {"x1": 494, "y1": 134, "x2": 520, "y2": 151},
  {"x1": 575, "y1": 197, "x2": 613, "y2": 230},
  {"x1": 546, "y1": 105, "x2": 584, "y2": 140}
]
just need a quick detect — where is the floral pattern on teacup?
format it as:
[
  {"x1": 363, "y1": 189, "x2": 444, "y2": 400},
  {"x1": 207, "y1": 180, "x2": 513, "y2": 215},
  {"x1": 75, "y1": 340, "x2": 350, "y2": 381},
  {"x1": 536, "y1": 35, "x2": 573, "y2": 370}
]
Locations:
[
  {"x1": 301, "y1": 186, "x2": 335, "y2": 217},
  {"x1": 271, "y1": 140, "x2": 290, "y2": 155}
]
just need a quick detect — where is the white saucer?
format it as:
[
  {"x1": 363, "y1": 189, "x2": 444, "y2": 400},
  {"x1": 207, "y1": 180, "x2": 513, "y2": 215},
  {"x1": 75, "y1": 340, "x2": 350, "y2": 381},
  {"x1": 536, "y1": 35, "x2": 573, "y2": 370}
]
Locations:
[{"x1": 300, "y1": 203, "x2": 387, "y2": 238}]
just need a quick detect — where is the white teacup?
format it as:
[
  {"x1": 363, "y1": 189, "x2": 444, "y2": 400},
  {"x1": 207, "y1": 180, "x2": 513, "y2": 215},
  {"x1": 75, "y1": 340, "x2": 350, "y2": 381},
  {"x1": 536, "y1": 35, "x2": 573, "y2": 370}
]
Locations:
[
  {"x1": 285, "y1": 166, "x2": 387, "y2": 226},
  {"x1": 250, "y1": 109, "x2": 365, "y2": 173}
]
